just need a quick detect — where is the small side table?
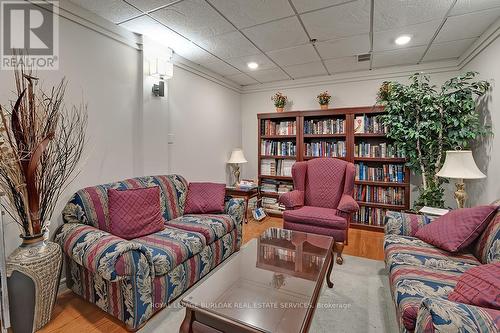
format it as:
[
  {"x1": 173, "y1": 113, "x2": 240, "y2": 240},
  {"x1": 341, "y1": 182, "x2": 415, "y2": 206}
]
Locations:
[{"x1": 225, "y1": 187, "x2": 260, "y2": 224}]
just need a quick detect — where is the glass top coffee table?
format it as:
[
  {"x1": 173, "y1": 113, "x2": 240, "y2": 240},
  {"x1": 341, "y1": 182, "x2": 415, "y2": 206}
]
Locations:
[{"x1": 180, "y1": 228, "x2": 335, "y2": 333}]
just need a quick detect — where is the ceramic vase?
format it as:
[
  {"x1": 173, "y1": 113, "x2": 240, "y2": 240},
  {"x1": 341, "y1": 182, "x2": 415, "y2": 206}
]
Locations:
[
  {"x1": 320, "y1": 104, "x2": 329, "y2": 110},
  {"x1": 6, "y1": 234, "x2": 62, "y2": 333},
  {"x1": 276, "y1": 107, "x2": 284, "y2": 113}
]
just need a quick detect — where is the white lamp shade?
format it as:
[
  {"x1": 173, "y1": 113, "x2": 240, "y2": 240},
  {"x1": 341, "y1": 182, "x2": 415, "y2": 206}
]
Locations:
[
  {"x1": 436, "y1": 150, "x2": 486, "y2": 179},
  {"x1": 228, "y1": 148, "x2": 247, "y2": 164}
]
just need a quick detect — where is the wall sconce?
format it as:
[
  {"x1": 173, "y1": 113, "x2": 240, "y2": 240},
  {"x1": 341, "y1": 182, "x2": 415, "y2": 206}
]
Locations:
[{"x1": 147, "y1": 57, "x2": 173, "y2": 97}]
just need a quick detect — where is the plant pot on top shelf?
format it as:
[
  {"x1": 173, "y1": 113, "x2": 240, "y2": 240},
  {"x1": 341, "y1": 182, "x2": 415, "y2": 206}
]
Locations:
[
  {"x1": 276, "y1": 107, "x2": 284, "y2": 113},
  {"x1": 317, "y1": 91, "x2": 331, "y2": 110},
  {"x1": 271, "y1": 92, "x2": 287, "y2": 113},
  {"x1": 320, "y1": 104, "x2": 328, "y2": 110}
]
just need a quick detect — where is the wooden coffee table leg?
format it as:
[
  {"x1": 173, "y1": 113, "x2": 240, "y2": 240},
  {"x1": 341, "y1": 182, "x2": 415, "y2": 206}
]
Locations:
[
  {"x1": 180, "y1": 308, "x2": 194, "y2": 333},
  {"x1": 326, "y1": 248, "x2": 334, "y2": 288}
]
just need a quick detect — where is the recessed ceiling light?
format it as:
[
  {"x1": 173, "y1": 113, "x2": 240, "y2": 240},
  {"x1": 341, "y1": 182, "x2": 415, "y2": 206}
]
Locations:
[
  {"x1": 395, "y1": 35, "x2": 411, "y2": 46},
  {"x1": 247, "y1": 62, "x2": 259, "y2": 70}
]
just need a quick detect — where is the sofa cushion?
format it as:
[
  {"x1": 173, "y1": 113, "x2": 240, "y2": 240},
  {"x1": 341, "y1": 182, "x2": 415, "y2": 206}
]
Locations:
[
  {"x1": 473, "y1": 208, "x2": 500, "y2": 264},
  {"x1": 184, "y1": 182, "x2": 225, "y2": 214},
  {"x1": 108, "y1": 187, "x2": 165, "y2": 240},
  {"x1": 448, "y1": 262, "x2": 500, "y2": 310},
  {"x1": 283, "y1": 206, "x2": 347, "y2": 229},
  {"x1": 415, "y1": 206, "x2": 497, "y2": 252},
  {"x1": 167, "y1": 214, "x2": 236, "y2": 244},
  {"x1": 128, "y1": 226, "x2": 207, "y2": 276}
]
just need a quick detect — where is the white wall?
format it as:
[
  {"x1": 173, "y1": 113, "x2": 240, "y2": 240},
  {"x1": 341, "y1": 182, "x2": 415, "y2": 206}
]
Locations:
[
  {"x1": 167, "y1": 65, "x2": 241, "y2": 184},
  {"x1": 462, "y1": 35, "x2": 500, "y2": 206},
  {"x1": 240, "y1": 68, "x2": 458, "y2": 207},
  {"x1": 0, "y1": 15, "x2": 144, "y2": 253}
]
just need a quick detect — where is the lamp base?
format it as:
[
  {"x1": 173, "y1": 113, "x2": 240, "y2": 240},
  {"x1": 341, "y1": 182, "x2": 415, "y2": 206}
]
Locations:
[
  {"x1": 232, "y1": 165, "x2": 240, "y2": 187},
  {"x1": 454, "y1": 180, "x2": 467, "y2": 209}
]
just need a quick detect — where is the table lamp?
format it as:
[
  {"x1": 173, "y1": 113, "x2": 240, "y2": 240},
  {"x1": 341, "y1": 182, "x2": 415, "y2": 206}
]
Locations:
[
  {"x1": 228, "y1": 148, "x2": 247, "y2": 186},
  {"x1": 436, "y1": 150, "x2": 486, "y2": 208}
]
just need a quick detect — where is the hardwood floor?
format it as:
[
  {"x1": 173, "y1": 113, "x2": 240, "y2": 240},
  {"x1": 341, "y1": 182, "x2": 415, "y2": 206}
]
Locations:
[{"x1": 38, "y1": 217, "x2": 385, "y2": 333}]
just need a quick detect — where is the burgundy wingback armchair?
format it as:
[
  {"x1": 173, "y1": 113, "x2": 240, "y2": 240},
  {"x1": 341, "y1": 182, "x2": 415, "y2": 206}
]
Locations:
[{"x1": 278, "y1": 157, "x2": 359, "y2": 264}]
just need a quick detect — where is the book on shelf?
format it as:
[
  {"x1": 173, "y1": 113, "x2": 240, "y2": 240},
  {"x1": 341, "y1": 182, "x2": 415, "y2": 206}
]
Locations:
[
  {"x1": 261, "y1": 140, "x2": 296, "y2": 156},
  {"x1": 354, "y1": 142, "x2": 405, "y2": 158},
  {"x1": 304, "y1": 140, "x2": 346, "y2": 157},
  {"x1": 260, "y1": 159, "x2": 294, "y2": 177},
  {"x1": 353, "y1": 206, "x2": 387, "y2": 226},
  {"x1": 355, "y1": 162, "x2": 405, "y2": 182},
  {"x1": 354, "y1": 185, "x2": 405, "y2": 205},
  {"x1": 354, "y1": 114, "x2": 387, "y2": 134},
  {"x1": 261, "y1": 119, "x2": 296, "y2": 136},
  {"x1": 261, "y1": 196, "x2": 285, "y2": 212},
  {"x1": 304, "y1": 118, "x2": 345, "y2": 134}
]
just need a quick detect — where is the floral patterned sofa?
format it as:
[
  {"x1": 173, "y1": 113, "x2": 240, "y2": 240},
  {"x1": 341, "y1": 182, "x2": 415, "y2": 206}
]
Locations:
[
  {"x1": 55, "y1": 175, "x2": 244, "y2": 330},
  {"x1": 384, "y1": 206, "x2": 500, "y2": 333}
]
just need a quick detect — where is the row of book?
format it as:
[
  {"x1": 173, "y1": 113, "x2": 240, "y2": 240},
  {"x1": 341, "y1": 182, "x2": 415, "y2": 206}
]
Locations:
[
  {"x1": 261, "y1": 120, "x2": 296, "y2": 136},
  {"x1": 261, "y1": 140, "x2": 296, "y2": 156},
  {"x1": 260, "y1": 179, "x2": 293, "y2": 194},
  {"x1": 261, "y1": 197, "x2": 285, "y2": 213},
  {"x1": 353, "y1": 207, "x2": 388, "y2": 226},
  {"x1": 354, "y1": 142, "x2": 406, "y2": 158},
  {"x1": 355, "y1": 163, "x2": 405, "y2": 182},
  {"x1": 304, "y1": 140, "x2": 346, "y2": 158},
  {"x1": 354, "y1": 185, "x2": 405, "y2": 205},
  {"x1": 354, "y1": 114, "x2": 387, "y2": 134},
  {"x1": 260, "y1": 159, "x2": 294, "y2": 177},
  {"x1": 304, "y1": 118, "x2": 345, "y2": 134}
]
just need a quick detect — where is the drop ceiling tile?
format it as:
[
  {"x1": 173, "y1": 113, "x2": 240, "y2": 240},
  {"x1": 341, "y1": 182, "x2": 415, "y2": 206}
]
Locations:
[
  {"x1": 300, "y1": 0, "x2": 371, "y2": 41},
  {"x1": 291, "y1": 0, "x2": 355, "y2": 14},
  {"x1": 323, "y1": 56, "x2": 369, "y2": 74},
  {"x1": 225, "y1": 73, "x2": 259, "y2": 85},
  {"x1": 126, "y1": 0, "x2": 178, "y2": 12},
  {"x1": 373, "y1": 0, "x2": 454, "y2": 32},
  {"x1": 199, "y1": 31, "x2": 261, "y2": 59},
  {"x1": 372, "y1": 46, "x2": 426, "y2": 68},
  {"x1": 201, "y1": 59, "x2": 241, "y2": 76},
  {"x1": 316, "y1": 34, "x2": 369, "y2": 59},
  {"x1": 226, "y1": 54, "x2": 276, "y2": 72},
  {"x1": 120, "y1": 16, "x2": 218, "y2": 64},
  {"x1": 71, "y1": 0, "x2": 141, "y2": 23},
  {"x1": 150, "y1": 0, "x2": 235, "y2": 44},
  {"x1": 435, "y1": 8, "x2": 500, "y2": 43},
  {"x1": 251, "y1": 68, "x2": 289, "y2": 83},
  {"x1": 450, "y1": 0, "x2": 500, "y2": 16},
  {"x1": 283, "y1": 61, "x2": 327, "y2": 79},
  {"x1": 424, "y1": 38, "x2": 477, "y2": 62},
  {"x1": 267, "y1": 44, "x2": 319, "y2": 67},
  {"x1": 207, "y1": 0, "x2": 294, "y2": 29},
  {"x1": 242, "y1": 17, "x2": 309, "y2": 52},
  {"x1": 373, "y1": 20, "x2": 441, "y2": 52}
]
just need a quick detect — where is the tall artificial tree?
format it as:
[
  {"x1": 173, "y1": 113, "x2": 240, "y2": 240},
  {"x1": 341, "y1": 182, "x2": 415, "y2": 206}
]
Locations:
[{"x1": 377, "y1": 72, "x2": 490, "y2": 208}]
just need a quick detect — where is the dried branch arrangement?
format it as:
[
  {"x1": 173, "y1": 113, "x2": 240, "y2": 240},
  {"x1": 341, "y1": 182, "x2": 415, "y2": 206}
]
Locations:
[{"x1": 0, "y1": 63, "x2": 87, "y2": 239}]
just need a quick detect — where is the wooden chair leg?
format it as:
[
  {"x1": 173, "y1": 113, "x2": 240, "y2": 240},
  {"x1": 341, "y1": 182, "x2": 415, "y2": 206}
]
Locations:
[{"x1": 335, "y1": 241, "x2": 344, "y2": 265}]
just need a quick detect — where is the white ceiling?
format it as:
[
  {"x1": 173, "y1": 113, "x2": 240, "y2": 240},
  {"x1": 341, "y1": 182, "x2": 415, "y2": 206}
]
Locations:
[{"x1": 71, "y1": 0, "x2": 500, "y2": 86}]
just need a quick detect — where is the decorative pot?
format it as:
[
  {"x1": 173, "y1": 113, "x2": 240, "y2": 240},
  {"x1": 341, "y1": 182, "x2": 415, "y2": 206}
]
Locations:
[
  {"x1": 320, "y1": 104, "x2": 329, "y2": 110},
  {"x1": 276, "y1": 107, "x2": 284, "y2": 113},
  {"x1": 7, "y1": 234, "x2": 62, "y2": 333}
]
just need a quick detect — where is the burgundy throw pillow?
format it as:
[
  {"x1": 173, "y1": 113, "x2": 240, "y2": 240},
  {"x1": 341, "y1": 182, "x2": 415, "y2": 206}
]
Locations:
[
  {"x1": 184, "y1": 182, "x2": 225, "y2": 214},
  {"x1": 415, "y1": 205, "x2": 498, "y2": 252},
  {"x1": 448, "y1": 262, "x2": 500, "y2": 310},
  {"x1": 108, "y1": 187, "x2": 164, "y2": 240}
]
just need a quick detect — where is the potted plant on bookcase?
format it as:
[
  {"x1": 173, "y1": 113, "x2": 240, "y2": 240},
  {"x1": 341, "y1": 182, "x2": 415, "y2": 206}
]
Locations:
[
  {"x1": 0, "y1": 61, "x2": 86, "y2": 332},
  {"x1": 317, "y1": 91, "x2": 331, "y2": 110},
  {"x1": 377, "y1": 71, "x2": 490, "y2": 208},
  {"x1": 271, "y1": 92, "x2": 287, "y2": 112}
]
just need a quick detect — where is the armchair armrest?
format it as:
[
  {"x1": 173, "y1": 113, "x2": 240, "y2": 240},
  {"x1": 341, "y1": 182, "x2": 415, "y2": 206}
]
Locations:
[
  {"x1": 279, "y1": 190, "x2": 304, "y2": 209},
  {"x1": 415, "y1": 298, "x2": 499, "y2": 333},
  {"x1": 55, "y1": 223, "x2": 154, "y2": 282},
  {"x1": 337, "y1": 194, "x2": 359, "y2": 214},
  {"x1": 225, "y1": 197, "x2": 245, "y2": 246},
  {"x1": 384, "y1": 211, "x2": 436, "y2": 236}
]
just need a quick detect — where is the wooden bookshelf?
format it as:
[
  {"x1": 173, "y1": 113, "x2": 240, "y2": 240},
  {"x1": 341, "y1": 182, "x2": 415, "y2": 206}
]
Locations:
[{"x1": 257, "y1": 106, "x2": 411, "y2": 231}]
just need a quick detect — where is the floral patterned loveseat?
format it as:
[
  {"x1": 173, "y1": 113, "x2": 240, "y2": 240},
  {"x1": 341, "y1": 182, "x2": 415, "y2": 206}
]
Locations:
[
  {"x1": 384, "y1": 205, "x2": 500, "y2": 333},
  {"x1": 55, "y1": 175, "x2": 244, "y2": 330}
]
